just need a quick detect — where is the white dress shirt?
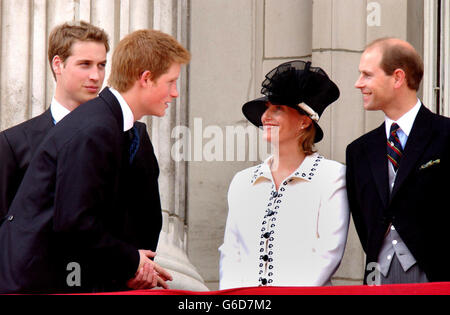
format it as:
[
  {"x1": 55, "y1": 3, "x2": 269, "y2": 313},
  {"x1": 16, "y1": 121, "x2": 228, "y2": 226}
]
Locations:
[
  {"x1": 385, "y1": 99, "x2": 421, "y2": 190},
  {"x1": 219, "y1": 153, "x2": 350, "y2": 289},
  {"x1": 50, "y1": 88, "x2": 134, "y2": 132},
  {"x1": 50, "y1": 89, "x2": 135, "y2": 132},
  {"x1": 50, "y1": 97, "x2": 71, "y2": 124},
  {"x1": 109, "y1": 87, "x2": 135, "y2": 132},
  {"x1": 384, "y1": 98, "x2": 421, "y2": 150}
]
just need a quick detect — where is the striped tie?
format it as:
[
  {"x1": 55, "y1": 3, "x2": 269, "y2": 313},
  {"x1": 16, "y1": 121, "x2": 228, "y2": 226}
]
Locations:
[{"x1": 387, "y1": 123, "x2": 403, "y2": 172}]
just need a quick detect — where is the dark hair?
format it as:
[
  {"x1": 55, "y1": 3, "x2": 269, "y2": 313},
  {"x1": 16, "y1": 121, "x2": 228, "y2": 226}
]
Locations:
[{"x1": 367, "y1": 38, "x2": 423, "y2": 91}]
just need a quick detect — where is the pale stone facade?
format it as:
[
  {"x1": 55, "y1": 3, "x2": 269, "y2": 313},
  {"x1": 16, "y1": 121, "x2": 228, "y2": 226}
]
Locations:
[{"x1": 0, "y1": 0, "x2": 448, "y2": 291}]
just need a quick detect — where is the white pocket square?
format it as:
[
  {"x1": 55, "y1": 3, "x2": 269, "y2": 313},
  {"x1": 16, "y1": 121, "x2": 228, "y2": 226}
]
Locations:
[{"x1": 420, "y1": 159, "x2": 440, "y2": 170}]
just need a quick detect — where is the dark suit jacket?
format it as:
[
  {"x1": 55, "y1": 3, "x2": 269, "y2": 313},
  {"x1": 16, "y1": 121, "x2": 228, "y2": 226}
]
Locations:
[
  {"x1": 346, "y1": 105, "x2": 450, "y2": 283},
  {"x1": 0, "y1": 110, "x2": 54, "y2": 218},
  {"x1": 0, "y1": 88, "x2": 144, "y2": 293},
  {"x1": 0, "y1": 109, "x2": 162, "y2": 254},
  {"x1": 102, "y1": 122, "x2": 163, "y2": 292},
  {"x1": 120, "y1": 122, "x2": 162, "y2": 252}
]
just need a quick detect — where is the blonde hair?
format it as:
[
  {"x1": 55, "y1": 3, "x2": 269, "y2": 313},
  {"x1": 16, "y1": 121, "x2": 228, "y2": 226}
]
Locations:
[
  {"x1": 108, "y1": 29, "x2": 191, "y2": 92},
  {"x1": 299, "y1": 120, "x2": 317, "y2": 156},
  {"x1": 48, "y1": 21, "x2": 110, "y2": 79}
]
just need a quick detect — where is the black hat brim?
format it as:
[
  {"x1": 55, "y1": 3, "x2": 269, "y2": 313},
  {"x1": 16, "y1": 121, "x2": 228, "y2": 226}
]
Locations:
[{"x1": 242, "y1": 96, "x2": 324, "y2": 143}]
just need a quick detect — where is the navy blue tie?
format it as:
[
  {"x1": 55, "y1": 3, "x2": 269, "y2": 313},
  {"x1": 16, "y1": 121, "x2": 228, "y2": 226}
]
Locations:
[
  {"x1": 129, "y1": 126, "x2": 140, "y2": 164},
  {"x1": 387, "y1": 123, "x2": 403, "y2": 172}
]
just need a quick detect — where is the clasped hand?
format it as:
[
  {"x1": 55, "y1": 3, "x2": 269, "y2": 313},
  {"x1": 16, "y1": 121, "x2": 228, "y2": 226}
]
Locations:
[{"x1": 126, "y1": 249, "x2": 173, "y2": 290}]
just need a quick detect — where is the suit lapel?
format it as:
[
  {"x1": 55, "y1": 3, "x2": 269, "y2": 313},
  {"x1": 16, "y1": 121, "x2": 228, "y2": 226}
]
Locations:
[
  {"x1": 391, "y1": 105, "x2": 433, "y2": 199},
  {"x1": 99, "y1": 87, "x2": 128, "y2": 169},
  {"x1": 26, "y1": 109, "x2": 54, "y2": 154},
  {"x1": 364, "y1": 123, "x2": 390, "y2": 208},
  {"x1": 28, "y1": 109, "x2": 53, "y2": 131},
  {"x1": 99, "y1": 87, "x2": 124, "y2": 131}
]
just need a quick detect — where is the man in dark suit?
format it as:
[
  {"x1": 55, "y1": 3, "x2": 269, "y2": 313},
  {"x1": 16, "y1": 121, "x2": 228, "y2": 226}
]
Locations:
[
  {"x1": 0, "y1": 21, "x2": 109, "y2": 219},
  {"x1": 346, "y1": 38, "x2": 450, "y2": 284},
  {"x1": 0, "y1": 29, "x2": 189, "y2": 293}
]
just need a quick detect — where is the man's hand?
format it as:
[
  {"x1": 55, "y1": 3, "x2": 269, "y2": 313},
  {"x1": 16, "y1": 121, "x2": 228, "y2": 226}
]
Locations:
[
  {"x1": 126, "y1": 249, "x2": 173, "y2": 290},
  {"x1": 126, "y1": 262, "x2": 157, "y2": 289}
]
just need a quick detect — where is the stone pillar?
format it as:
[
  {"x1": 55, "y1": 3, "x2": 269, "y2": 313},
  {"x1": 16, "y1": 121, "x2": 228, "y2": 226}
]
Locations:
[
  {"x1": 151, "y1": 0, "x2": 208, "y2": 291},
  {"x1": 0, "y1": 0, "x2": 31, "y2": 129},
  {"x1": 312, "y1": 0, "x2": 367, "y2": 286},
  {"x1": 187, "y1": 0, "x2": 262, "y2": 290}
]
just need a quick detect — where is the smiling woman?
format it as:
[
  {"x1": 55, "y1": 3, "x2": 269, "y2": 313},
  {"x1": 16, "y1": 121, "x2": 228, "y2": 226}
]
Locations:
[
  {"x1": 219, "y1": 60, "x2": 350, "y2": 290},
  {"x1": 261, "y1": 103, "x2": 316, "y2": 156}
]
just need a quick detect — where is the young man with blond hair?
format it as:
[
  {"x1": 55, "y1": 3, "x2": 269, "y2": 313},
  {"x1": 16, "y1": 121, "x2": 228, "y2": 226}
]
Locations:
[
  {"x1": 0, "y1": 21, "x2": 109, "y2": 219},
  {"x1": 107, "y1": 29, "x2": 190, "y2": 119},
  {"x1": 0, "y1": 29, "x2": 190, "y2": 293}
]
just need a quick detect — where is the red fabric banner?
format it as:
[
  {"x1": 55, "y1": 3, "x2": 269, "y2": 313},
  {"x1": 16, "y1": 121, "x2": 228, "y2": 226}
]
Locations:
[{"x1": 88, "y1": 282, "x2": 450, "y2": 295}]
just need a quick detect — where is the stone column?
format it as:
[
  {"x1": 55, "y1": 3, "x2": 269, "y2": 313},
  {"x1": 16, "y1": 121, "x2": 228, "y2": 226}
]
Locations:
[
  {"x1": 312, "y1": 0, "x2": 368, "y2": 285},
  {"x1": 151, "y1": 0, "x2": 208, "y2": 291},
  {"x1": 0, "y1": 0, "x2": 31, "y2": 129}
]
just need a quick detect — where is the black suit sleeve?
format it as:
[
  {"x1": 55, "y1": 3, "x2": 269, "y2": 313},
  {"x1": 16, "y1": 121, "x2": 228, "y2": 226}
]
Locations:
[
  {"x1": 345, "y1": 143, "x2": 368, "y2": 253},
  {"x1": 53, "y1": 125, "x2": 139, "y2": 282},
  {"x1": 0, "y1": 132, "x2": 18, "y2": 218}
]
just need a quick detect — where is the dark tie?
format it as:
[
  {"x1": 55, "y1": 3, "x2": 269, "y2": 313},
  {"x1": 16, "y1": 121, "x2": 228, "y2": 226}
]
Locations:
[
  {"x1": 387, "y1": 123, "x2": 403, "y2": 172},
  {"x1": 129, "y1": 125, "x2": 140, "y2": 164}
]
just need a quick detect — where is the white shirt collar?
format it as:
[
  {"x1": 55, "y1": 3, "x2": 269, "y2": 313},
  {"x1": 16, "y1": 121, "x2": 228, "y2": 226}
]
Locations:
[
  {"x1": 385, "y1": 98, "x2": 421, "y2": 138},
  {"x1": 109, "y1": 87, "x2": 135, "y2": 132},
  {"x1": 50, "y1": 97, "x2": 71, "y2": 124},
  {"x1": 250, "y1": 153, "x2": 324, "y2": 185}
]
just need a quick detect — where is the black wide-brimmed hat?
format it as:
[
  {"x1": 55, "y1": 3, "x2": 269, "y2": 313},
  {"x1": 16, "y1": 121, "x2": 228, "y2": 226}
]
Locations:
[{"x1": 242, "y1": 60, "x2": 340, "y2": 143}]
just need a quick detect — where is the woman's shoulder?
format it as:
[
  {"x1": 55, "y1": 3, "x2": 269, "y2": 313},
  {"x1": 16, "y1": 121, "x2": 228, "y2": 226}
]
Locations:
[
  {"x1": 320, "y1": 155, "x2": 345, "y2": 169},
  {"x1": 227, "y1": 163, "x2": 262, "y2": 203},
  {"x1": 231, "y1": 162, "x2": 265, "y2": 183},
  {"x1": 313, "y1": 153, "x2": 346, "y2": 178}
]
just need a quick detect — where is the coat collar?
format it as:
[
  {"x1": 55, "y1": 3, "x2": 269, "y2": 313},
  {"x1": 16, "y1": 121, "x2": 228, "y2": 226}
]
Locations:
[
  {"x1": 28, "y1": 109, "x2": 54, "y2": 132},
  {"x1": 99, "y1": 87, "x2": 124, "y2": 133},
  {"x1": 22, "y1": 109, "x2": 55, "y2": 156},
  {"x1": 50, "y1": 98, "x2": 71, "y2": 125},
  {"x1": 364, "y1": 104, "x2": 434, "y2": 205},
  {"x1": 390, "y1": 104, "x2": 434, "y2": 199},
  {"x1": 250, "y1": 153, "x2": 325, "y2": 185},
  {"x1": 108, "y1": 87, "x2": 135, "y2": 132}
]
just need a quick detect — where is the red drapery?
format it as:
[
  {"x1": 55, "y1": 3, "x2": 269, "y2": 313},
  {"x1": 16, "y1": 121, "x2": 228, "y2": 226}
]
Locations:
[{"x1": 85, "y1": 282, "x2": 450, "y2": 295}]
